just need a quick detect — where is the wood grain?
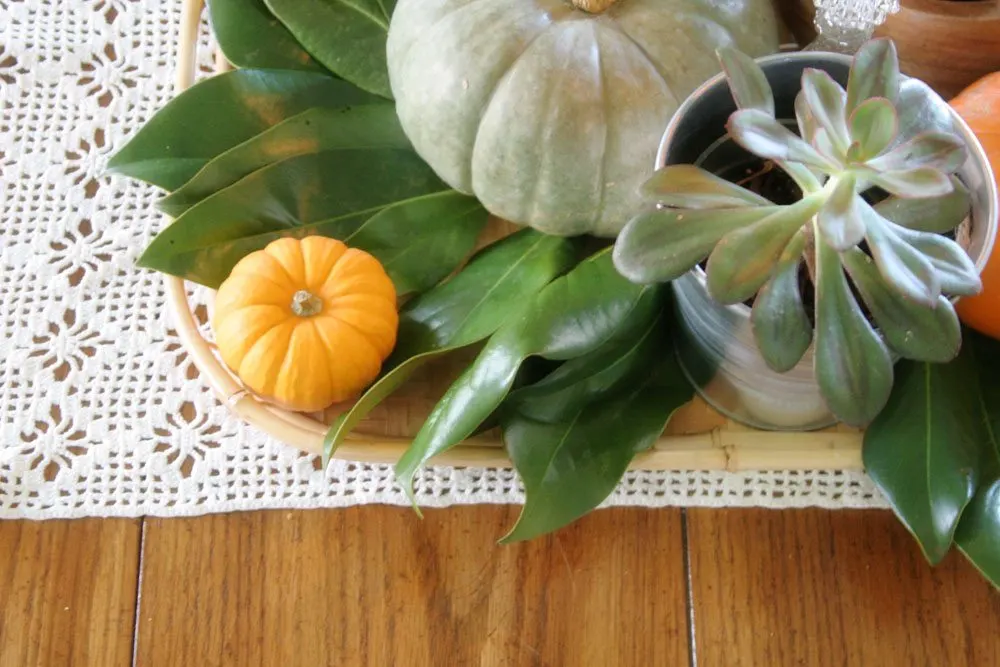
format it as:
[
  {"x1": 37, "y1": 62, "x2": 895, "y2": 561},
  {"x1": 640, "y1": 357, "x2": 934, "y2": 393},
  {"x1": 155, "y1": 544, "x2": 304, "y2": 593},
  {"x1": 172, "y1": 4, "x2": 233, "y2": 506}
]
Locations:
[
  {"x1": 0, "y1": 519, "x2": 141, "y2": 667},
  {"x1": 687, "y1": 509, "x2": 1000, "y2": 666},
  {"x1": 134, "y1": 506, "x2": 689, "y2": 667}
]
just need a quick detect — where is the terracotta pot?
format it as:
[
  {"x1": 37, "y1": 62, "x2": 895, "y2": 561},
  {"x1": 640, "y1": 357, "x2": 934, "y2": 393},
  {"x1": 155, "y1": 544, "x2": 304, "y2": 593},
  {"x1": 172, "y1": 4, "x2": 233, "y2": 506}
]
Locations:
[{"x1": 875, "y1": 0, "x2": 1000, "y2": 98}]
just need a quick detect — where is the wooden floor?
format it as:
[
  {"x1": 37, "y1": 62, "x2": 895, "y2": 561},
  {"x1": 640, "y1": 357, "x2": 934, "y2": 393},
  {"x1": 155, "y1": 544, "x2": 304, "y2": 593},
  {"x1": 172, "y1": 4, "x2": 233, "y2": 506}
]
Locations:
[{"x1": 1, "y1": 507, "x2": 997, "y2": 667}]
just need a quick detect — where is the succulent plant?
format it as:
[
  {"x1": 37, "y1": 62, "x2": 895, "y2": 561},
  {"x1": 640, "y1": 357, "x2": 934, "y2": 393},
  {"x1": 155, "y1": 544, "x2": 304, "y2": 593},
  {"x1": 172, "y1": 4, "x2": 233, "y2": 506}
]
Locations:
[{"x1": 613, "y1": 39, "x2": 982, "y2": 426}]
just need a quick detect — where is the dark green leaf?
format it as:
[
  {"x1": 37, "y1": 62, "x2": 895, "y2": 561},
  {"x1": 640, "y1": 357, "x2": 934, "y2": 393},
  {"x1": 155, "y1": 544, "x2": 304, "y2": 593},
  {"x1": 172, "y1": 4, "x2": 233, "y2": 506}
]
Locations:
[
  {"x1": 814, "y1": 237, "x2": 893, "y2": 426},
  {"x1": 208, "y1": 0, "x2": 322, "y2": 71},
  {"x1": 108, "y1": 69, "x2": 377, "y2": 190},
  {"x1": 890, "y1": 222, "x2": 982, "y2": 297},
  {"x1": 751, "y1": 232, "x2": 811, "y2": 372},
  {"x1": 323, "y1": 230, "x2": 577, "y2": 462},
  {"x1": 846, "y1": 38, "x2": 900, "y2": 113},
  {"x1": 706, "y1": 198, "x2": 821, "y2": 304},
  {"x1": 613, "y1": 206, "x2": 781, "y2": 284},
  {"x1": 265, "y1": 0, "x2": 396, "y2": 98},
  {"x1": 159, "y1": 105, "x2": 409, "y2": 216},
  {"x1": 864, "y1": 353, "x2": 981, "y2": 564},
  {"x1": 717, "y1": 47, "x2": 774, "y2": 116},
  {"x1": 728, "y1": 109, "x2": 836, "y2": 170},
  {"x1": 865, "y1": 206, "x2": 941, "y2": 306},
  {"x1": 801, "y1": 68, "x2": 850, "y2": 154},
  {"x1": 849, "y1": 97, "x2": 897, "y2": 161},
  {"x1": 874, "y1": 177, "x2": 971, "y2": 233},
  {"x1": 639, "y1": 165, "x2": 771, "y2": 209},
  {"x1": 500, "y1": 324, "x2": 693, "y2": 543},
  {"x1": 868, "y1": 132, "x2": 967, "y2": 174},
  {"x1": 954, "y1": 331, "x2": 1000, "y2": 586},
  {"x1": 843, "y1": 249, "x2": 960, "y2": 362},
  {"x1": 395, "y1": 252, "x2": 659, "y2": 499},
  {"x1": 817, "y1": 174, "x2": 866, "y2": 251}
]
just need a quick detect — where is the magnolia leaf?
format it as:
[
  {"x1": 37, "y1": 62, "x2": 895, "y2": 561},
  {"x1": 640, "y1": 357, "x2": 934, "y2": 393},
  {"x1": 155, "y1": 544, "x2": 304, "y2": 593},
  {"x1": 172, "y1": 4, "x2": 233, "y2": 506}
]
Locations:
[
  {"x1": 265, "y1": 0, "x2": 396, "y2": 98},
  {"x1": 159, "y1": 105, "x2": 409, "y2": 216},
  {"x1": 869, "y1": 167, "x2": 954, "y2": 199},
  {"x1": 207, "y1": 0, "x2": 322, "y2": 71},
  {"x1": 864, "y1": 206, "x2": 941, "y2": 306},
  {"x1": 817, "y1": 174, "x2": 866, "y2": 251},
  {"x1": 706, "y1": 199, "x2": 821, "y2": 304},
  {"x1": 613, "y1": 206, "x2": 780, "y2": 284},
  {"x1": 727, "y1": 109, "x2": 836, "y2": 171},
  {"x1": 891, "y1": 223, "x2": 982, "y2": 296},
  {"x1": 846, "y1": 38, "x2": 900, "y2": 113},
  {"x1": 395, "y1": 252, "x2": 659, "y2": 501},
  {"x1": 865, "y1": 354, "x2": 981, "y2": 564},
  {"x1": 954, "y1": 331, "x2": 1000, "y2": 586},
  {"x1": 814, "y1": 238, "x2": 893, "y2": 426},
  {"x1": 751, "y1": 232, "x2": 811, "y2": 372},
  {"x1": 323, "y1": 230, "x2": 577, "y2": 462},
  {"x1": 717, "y1": 47, "x2": 775, "y2": 116},
  {"x1": 849, "y1": 97, "x2": 897, "y2": 161},
  {"x1": 868, "y1": 131, "x2": 967, "y2": 174},
  {"x1": 843, "y1": 249, "x2": 961, "y2": 362},
  {"x1": 107, "y1": 70, "x2": 378, "y2": 190},
  {"x1": 801, "y1": 68, "x2": 850, "y2": 154},
  {"x1": 874, "y1": 177, "x2": 971, "y2": 233},
  {"x1": 893, "y1": 78, "x2": 960, "y2": 148},
  {"x1": 639, "y1": 165, "x2": 771, "y2": 208}
]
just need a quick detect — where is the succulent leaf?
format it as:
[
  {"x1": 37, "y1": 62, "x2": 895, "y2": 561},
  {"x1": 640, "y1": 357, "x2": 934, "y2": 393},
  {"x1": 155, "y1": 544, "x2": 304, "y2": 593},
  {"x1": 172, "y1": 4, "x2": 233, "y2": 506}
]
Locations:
[
  {"x1": 875, "y1": 177, "x2": 971, "y2": 233},
  {"x1": 814, "y1": 237, "x2": 894, "y2": 426},
  {"x1": 751, "y1": 232, "x2": 812, "y2": 372},
  {"x1": 728, "y1": 109, "x2": 836, "y2": 171},
  {"x1": 795, "y1": 90, "x2": 818, "y2": 143},
  {"x1": 706, "y1": 198, "x2": 821, "y2": 304},
  {"x1": 812, "y1": 128, "x2": 842, "y2": 167},
  {"x1": 842, "y1": 248, "x2": 961, "y2": 362},
  {"x1": 849, "y1": 97, "x2": 898, "y2": 161},
  {"x1": 892, "y1": 78, "x2": 959, "y2": 149},
  {"x1": 639, "y1": 165, "x2": 771, "y2": 208},
  {"x1": 817, "y1": 174, "x2": 866, "y2": 251},
  {"x1": 801, "y1": 68, "x2": 851, "y2": 155},
  {"x1": 717, "y1": 47, "x2": 775, "y2": 116},
  {"x1": 613, "y1": 206, "x2": 781, "y2": 285},
  {"x1": 846, "y1": 38, "x2": 900, "y2": 113},
  {"x1": 891, "y1": 222, "x2": 982, "y2": 296},
  {"x1": 868, "y1": 167, "x2": 954, "y2": 199},
  {"x1": 867, "y1": 131, "x2": 967, "y2": 174},
  {"x1": 864, "y1": 206, "x2": 941, "y2": 306}
]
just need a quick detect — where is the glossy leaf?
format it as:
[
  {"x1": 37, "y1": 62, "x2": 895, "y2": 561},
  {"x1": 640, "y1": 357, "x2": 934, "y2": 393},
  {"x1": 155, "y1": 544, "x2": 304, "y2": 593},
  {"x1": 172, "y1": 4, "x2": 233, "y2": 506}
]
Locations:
[
  {"x1": 874, "y1": 177, "x2": 971, "y2": 233},
  {"x1": 846, "y1": 38, "x2": 900, "y2": 113},
  {"x1": 395, "y1": 252, "x2": 658, "y2": 500},
  {"x1": 842, "y1": 249, "x2": 961, "y2": 362},
  {"x1": 849, "y1": 97, "x2": 897, "y2": 161},
  {"x1": 265, "y1": 0, "x2": 396, "y2": 98},
  {"x1": 891, "y1": 222, "x2": 982, "y2": 296},
  {"x1": 139, "y1": 149, "x2": 456, "y2": 288},
  {"x1": 801, "y1": 68, "x2": 850, "y2": 154},
  {"x1": 817, "y1": 174, "x2": 866, "y2": 250},
  {"x1": 500, "y1": 321, "x2": 693, "y2": 543},
  {"x1": 864, "y1": 354, "x2": 981, "y2": 564},
  {"x1": 751, "y1": 233, "x2": 811, "y2": 372},
  {"x1": 869, "y1": 167, "x2": 954, "y2": 199},
  {"x1": 207, "y1": 0, "x2": 321, "y2": 71},
  {"x1": 868, "y1": 132, "x2": 967, "y2": 174},
  {"x1": 728, "y1": 109, "x2": 836, "y2": 170},
  {"x1": 706, "y1": 198, "x2": 821, "y2": 304},
  {"x1": 108, "y1": 69, "x2": 377, "y2": 190},
  {"x1": 954, "y1": 331, "x2": 1000, "y2": 587},
  {"x1": 717, "y1": 47, "x2": 774, "y2": 116},
  {"x1": 323, "y1": 230, "x2": 577, "y2": 462},
  {"x1": 865, "y1": 207, "x2": 941, "y2": 306},
  {"x1": 639, "y1": 165, "x2": 771, "y2": 209},
  {"x1": 814, "y1": 237, "x2": 893, "y2": 426},
  {"x1": 159, "y1": 105, "x2": 409, "y2": 216}
]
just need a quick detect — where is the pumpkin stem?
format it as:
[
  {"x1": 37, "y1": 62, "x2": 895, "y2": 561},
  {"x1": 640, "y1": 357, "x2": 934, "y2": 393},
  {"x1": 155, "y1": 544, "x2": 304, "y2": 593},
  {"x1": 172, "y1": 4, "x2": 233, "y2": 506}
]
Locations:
[
  {"x1": 570, "y1": 0, "x2": 618, "y2": 13},
  {"x1": 290, "y1": 290, "x2": 324, "y2": 317}
]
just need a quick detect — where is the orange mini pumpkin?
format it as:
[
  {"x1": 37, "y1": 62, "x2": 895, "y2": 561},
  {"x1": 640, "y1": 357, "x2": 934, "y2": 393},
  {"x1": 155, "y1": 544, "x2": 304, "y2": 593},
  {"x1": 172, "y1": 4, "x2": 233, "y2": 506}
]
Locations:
[
  {"x1": 212, "y1": 236, "x2": 398, "y2": 412},
  {"x1": 952, "y1": 72, "x2": 1000, "y2": 340}
]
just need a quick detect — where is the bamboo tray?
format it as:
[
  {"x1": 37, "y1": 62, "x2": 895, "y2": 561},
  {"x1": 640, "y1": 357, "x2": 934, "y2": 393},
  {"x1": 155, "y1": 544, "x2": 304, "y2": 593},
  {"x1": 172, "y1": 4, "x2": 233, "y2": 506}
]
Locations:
[{"x1": 165, "y1": 0, "x2": 863, "y2": 472}]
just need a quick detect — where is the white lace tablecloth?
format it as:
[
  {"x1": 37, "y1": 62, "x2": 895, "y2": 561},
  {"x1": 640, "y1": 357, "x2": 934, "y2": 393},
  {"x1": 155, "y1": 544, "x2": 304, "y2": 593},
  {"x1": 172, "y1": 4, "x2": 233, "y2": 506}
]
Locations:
[{"x1": 0, "y1": 0, "x2": 892, "y2": 519}]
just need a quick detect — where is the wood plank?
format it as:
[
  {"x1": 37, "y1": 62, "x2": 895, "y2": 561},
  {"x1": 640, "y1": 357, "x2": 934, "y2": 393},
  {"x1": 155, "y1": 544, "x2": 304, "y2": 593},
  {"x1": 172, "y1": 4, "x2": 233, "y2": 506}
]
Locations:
[
  {"x1": 0, "y1": 519, "x2": 141, "y2": 667},
  {"x1": 135, "y1": 506, "x2": 689, "y2": 667},
  {"x1": 687, "y1": 509, "x2": 1000, "y2": 666}
]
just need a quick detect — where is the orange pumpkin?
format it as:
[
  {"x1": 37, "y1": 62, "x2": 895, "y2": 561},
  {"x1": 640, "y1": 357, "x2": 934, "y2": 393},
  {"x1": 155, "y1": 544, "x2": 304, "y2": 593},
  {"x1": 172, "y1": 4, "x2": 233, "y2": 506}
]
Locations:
[
  {"x1": 952, "y1": 72, "x2": 1000, "y2": 340},
  {"x1": 212, "y1": 236, "x2": 398, "y2": 412}
]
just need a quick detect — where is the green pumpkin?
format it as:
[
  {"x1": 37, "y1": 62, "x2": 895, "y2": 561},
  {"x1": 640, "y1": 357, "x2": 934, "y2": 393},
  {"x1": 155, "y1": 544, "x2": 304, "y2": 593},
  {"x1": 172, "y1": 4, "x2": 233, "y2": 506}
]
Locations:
[{"x1": 387, "y1": 0, "x2": 781, "y2": 237}]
